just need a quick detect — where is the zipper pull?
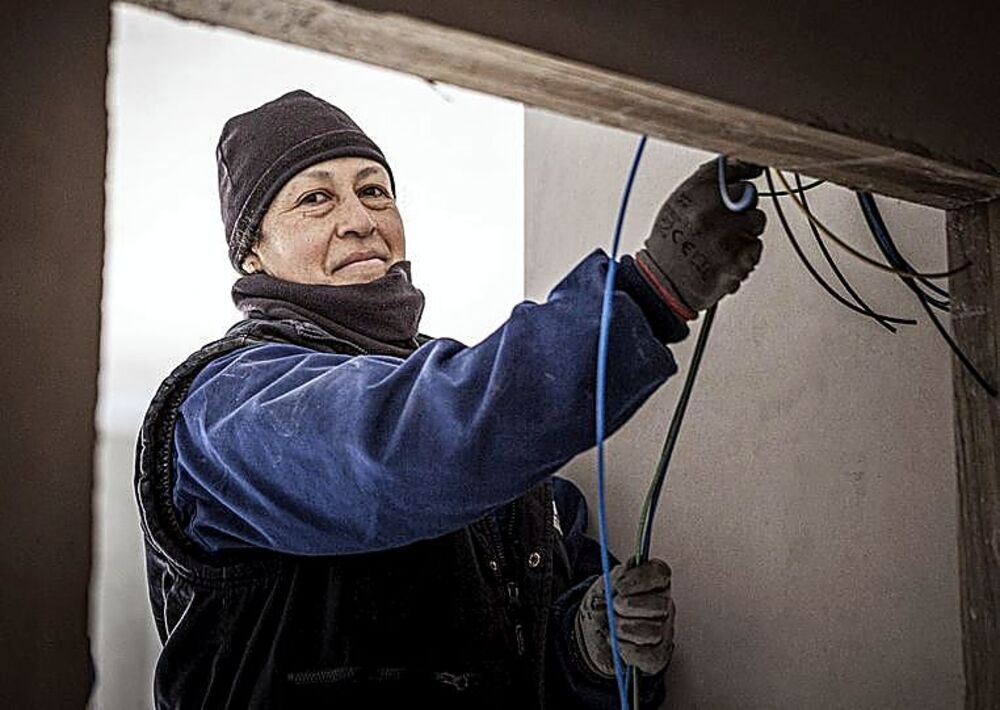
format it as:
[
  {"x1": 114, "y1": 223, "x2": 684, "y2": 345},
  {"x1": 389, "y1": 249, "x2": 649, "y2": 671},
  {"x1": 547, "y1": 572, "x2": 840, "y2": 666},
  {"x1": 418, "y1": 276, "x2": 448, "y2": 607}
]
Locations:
[
  {"x1": 514, "y1": 624, "x2": 526, "y2": 655},
  {"x1": 506, "y1": 581, "x2": 520, "y2": 605}
]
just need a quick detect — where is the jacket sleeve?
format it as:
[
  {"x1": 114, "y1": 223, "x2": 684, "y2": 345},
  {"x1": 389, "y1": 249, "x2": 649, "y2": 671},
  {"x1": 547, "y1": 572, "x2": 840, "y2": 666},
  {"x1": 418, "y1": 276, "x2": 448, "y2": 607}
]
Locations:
[
  {"x1": 545, "y1": 477, "x2": 667, "y2": 709},
  {"x1": 173, "y1": 249, "x2": 688, "y2": 556}
]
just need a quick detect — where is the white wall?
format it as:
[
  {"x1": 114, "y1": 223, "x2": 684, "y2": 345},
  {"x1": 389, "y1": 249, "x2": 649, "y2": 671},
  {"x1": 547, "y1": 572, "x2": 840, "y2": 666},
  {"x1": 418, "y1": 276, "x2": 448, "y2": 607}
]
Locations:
[
  {"x1": 92, "y1": 5, "x2": 523, "y2": 709},
  {"x1": 525, "y1": 108, "x2": 962, "y2": 709}
]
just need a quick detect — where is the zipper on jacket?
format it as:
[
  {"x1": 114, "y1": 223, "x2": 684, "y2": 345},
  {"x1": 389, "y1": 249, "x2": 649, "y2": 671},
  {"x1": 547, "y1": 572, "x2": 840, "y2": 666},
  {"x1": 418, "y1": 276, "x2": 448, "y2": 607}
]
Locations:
[
  {"x1": 514, "y1": 624, "x2": 526, "y2": 656},
  {"x1": 482, "y1": 511, "x2": 526, "y2": 656},
  {"x1": 505, "y1": 499, "x2": 519, "y2": 550},
  {"x1": 506, "y1": 581, "x2": 519, "y2": 605},
  {"x1": 484, "y1": 512, "x2": 509, "y2": 577}
]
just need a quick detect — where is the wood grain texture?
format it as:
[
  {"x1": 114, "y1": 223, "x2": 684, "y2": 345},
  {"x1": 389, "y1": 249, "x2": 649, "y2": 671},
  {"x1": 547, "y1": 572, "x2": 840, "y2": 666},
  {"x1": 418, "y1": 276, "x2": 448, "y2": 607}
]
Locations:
[
  {"x1": 947, "y1": 201, "x2": 1000, "y2": 709},
  {"x1": 128, "y1": 0, "x2": 1000, "y2": 209}
]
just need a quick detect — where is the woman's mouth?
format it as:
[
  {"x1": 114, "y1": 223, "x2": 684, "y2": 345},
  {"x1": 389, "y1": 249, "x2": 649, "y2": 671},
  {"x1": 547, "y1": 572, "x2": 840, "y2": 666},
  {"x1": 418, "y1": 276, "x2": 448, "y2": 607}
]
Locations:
[{"x1": 334, "y1": 251, "x2": 386, "y2": 273}]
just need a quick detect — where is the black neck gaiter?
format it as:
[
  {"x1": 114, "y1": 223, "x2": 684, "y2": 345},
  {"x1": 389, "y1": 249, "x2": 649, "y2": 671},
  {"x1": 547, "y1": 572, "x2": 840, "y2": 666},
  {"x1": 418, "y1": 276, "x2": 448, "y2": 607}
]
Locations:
[{"x1": 232, "y1": 261, "x2": 426, "y2": 358}]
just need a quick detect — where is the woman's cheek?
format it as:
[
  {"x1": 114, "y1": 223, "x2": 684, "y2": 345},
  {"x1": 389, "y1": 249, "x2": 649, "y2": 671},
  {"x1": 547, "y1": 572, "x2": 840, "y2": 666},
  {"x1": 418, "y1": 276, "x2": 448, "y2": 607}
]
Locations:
[{"x1": 379, "y1": 211, "x2": 406, "y2": 253}]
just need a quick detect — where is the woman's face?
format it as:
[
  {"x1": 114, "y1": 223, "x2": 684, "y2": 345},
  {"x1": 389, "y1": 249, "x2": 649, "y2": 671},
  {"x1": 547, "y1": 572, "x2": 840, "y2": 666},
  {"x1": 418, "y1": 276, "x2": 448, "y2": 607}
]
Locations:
[{"x1": 246, "y1": 156, "x2": 405, "y2": 286}]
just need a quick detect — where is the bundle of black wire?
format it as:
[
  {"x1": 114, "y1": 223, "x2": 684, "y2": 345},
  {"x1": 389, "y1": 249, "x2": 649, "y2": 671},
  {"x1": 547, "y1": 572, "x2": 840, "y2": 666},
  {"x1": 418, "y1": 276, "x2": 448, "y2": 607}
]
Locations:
[
  {"x1": 626, "y1": 165, "x2": 995, "y2": 709},
  {"x1": 856, "y1": 192, "x2": 996, "y2": 397},
  {"x1": 764, "y1": 169, "x2": 915, "y2": 331},
  {"x1": 763, "y1": 168, "x2": 994, "y2": 397}
]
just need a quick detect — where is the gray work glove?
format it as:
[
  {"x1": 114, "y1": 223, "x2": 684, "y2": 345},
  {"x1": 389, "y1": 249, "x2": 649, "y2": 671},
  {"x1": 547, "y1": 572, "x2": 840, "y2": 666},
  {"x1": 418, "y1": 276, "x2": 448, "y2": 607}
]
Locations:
[
  {"x1": 636, "y1": 158, "x2": 766, "y2": 318},
  {"x1": 574, "y1": 559, "x2": 676, "y2": 678}
]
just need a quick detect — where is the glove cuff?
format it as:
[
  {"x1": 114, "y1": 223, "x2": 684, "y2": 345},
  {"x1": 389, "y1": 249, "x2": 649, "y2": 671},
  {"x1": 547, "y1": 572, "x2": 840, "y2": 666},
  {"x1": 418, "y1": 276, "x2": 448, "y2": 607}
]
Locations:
[
  {"x1": 635, "y1": 250, "x2": 698, "y2": 321},
  {"x1": 574, "y1": 603, "x2": 616, "y2": 679}
]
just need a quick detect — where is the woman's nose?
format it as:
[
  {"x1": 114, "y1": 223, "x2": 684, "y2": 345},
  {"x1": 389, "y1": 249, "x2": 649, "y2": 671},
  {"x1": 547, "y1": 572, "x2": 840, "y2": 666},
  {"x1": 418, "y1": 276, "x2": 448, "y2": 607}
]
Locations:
[{"x1": 335, "y1": 195, "x2": 377, "y2": 239}]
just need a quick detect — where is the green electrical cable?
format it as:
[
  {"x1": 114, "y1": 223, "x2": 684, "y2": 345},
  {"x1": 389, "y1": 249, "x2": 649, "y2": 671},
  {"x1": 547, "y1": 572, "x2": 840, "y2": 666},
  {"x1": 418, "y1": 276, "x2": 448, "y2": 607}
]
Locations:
[
  {"x1": 633, "y1": 304, "x2": 717, "y2": 564},
  {"x1": 628, "y1": 303, "x2": 717, "y2": 707}
]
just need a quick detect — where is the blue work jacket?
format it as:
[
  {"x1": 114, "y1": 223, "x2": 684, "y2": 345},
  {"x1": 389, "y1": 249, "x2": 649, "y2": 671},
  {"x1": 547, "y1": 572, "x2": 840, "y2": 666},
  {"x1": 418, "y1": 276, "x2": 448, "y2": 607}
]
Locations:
[{"x1": 136, "y1": 251, "x2": 686, "y2": 708}]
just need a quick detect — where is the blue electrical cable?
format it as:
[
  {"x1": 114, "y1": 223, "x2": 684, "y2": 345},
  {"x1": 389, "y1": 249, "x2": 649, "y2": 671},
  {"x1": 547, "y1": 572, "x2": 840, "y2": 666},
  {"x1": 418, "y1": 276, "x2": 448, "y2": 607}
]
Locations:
[
  {"x1": 855, "y1": 192, "x2": 951, "y2": 301},
  {"x1": 856, "y1": 192, "x2": 951, "y2": 311},
  {"x1": 595, "y1": 133, "x2": 647, "y2": 710},
  {"x1": 717, "y1": 155, "x2": 757, "y2": 211},
  {"x1": 598, "y1": 150, "x2": 762, "y2": 708}
]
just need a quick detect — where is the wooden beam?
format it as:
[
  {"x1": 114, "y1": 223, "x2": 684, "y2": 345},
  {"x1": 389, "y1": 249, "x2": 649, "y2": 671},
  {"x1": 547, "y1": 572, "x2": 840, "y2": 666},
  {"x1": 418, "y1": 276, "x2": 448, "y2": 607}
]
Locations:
[
  {"x1": 0, "y1": 0, "x2": 108, "y2": 706},
  {"x1": 947, "y1": 200, "x2": 1000, "y2": 709},
  {"x1": 127, "y1": 0, "x2": 1000, "y2": 210}
]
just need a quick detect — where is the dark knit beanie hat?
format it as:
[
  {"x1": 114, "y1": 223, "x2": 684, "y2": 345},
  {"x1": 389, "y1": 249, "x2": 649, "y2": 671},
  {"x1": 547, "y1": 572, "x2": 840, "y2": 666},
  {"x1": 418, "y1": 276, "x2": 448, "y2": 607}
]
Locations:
[{"x1": 216, "y1": 89, "x2": 395, "y2": 273}]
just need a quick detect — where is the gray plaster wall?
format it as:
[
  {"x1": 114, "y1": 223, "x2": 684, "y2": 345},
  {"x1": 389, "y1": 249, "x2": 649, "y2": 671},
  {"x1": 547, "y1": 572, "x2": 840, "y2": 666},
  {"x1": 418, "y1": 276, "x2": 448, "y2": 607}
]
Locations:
[{"x1": 525, "y1": 108, "x2": 963, "y2": 709}]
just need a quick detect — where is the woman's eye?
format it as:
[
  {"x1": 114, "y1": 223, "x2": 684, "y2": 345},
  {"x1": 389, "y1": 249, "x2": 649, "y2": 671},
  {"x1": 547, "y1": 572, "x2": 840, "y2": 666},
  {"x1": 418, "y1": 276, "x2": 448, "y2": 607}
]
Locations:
[
  {"x1": 360, "y1": 185, "x2": 389, "y2": 199},
  {"x1": 299, "y1": 191, "x2": 330, "y2": 205}
]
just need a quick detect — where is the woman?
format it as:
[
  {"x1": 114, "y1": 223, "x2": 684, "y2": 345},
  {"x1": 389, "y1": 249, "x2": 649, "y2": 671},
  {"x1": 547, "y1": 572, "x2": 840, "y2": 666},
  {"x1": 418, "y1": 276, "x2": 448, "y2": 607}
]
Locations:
[{"x1": 135, "y1": 89, "x2": 764, "y2": 709}]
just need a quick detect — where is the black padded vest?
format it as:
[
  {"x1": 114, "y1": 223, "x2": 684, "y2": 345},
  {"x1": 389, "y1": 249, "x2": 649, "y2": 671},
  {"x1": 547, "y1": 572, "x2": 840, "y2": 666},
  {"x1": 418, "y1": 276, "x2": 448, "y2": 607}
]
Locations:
[{"x1": 135, "y1": 317, "x2": 568, "y2": 708}]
